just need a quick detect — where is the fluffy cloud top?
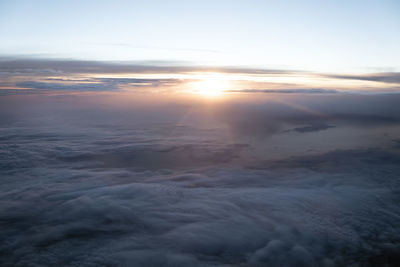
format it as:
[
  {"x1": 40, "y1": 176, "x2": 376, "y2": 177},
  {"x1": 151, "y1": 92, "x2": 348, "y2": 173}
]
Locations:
[{"x1": 1, "y1": 93, "x2": 400, "y2": 266}]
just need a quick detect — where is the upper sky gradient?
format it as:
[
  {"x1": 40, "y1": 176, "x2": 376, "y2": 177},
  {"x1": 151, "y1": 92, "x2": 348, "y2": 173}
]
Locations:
[{"x1": 1, "y1": 0, "x2": 399, "y2": 72}]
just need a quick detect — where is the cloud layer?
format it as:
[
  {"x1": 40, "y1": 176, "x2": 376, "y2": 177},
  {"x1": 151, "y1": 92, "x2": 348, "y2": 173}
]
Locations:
[
  {"x1": 1, "y1": 93, "x2": 400, "y2": 266},
  {"x1": 1, "y1": 57, "x2": 400, "y2": 94}
]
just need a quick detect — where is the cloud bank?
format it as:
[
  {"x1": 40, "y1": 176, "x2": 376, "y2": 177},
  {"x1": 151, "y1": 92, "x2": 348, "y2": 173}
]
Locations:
[
  {"x1": 1, "y1": 57, "x2": 400, "y2": 94},
  {"x1": 1, "y1": 93, "x2": 400, "y2": 266}
]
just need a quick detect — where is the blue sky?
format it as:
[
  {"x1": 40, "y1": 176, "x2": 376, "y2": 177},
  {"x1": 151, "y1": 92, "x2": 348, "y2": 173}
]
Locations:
[{"x1": 1, "y1": 0, "x2": 399, "y2": 72}]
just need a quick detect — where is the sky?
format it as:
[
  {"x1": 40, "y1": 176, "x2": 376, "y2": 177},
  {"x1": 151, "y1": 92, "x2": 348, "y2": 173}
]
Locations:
[
  {"x1": 1, "y1": 1, "x2": 400, "y2": 266},
  {"x1": 1, "y1": 0, "x2": 400, "y2": 72}
]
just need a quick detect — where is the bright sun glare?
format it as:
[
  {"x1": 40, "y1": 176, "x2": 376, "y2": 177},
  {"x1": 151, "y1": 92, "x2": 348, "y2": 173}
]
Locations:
[{"x1": 190, "y1": 76, "x2": 230, "y2": 97}]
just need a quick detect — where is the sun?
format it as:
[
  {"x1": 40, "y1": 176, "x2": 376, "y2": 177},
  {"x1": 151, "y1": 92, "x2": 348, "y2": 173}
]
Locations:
[{"x1": 190, "y1": 76, "x2": 230, "y2": 97}]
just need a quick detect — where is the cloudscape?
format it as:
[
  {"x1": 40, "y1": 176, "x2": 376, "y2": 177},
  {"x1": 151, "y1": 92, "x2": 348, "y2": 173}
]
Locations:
[{"x1": 1, "y1": 1, "x2": 400, "y2": 266}]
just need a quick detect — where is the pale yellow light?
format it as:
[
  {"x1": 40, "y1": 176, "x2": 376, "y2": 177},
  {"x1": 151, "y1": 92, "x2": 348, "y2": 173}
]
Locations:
[{"x1": 190, "y1": 76, "x2": 230, "y2": 97}]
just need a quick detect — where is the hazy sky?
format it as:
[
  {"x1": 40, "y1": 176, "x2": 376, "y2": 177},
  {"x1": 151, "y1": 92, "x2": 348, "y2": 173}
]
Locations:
[{"x1": 1, "y1": 0, "x2": 399, "y2": 72}]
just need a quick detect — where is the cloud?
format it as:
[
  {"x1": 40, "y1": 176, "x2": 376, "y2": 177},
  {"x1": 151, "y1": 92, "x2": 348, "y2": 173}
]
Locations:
[
  {"x1": 1, "y1": 93, "x2": 400, "y2": 266},
  {"x1": 226, "y1": 88, "x2": 339, "y2": 94},
  {"x1": 13, "y1": 78, "x2": 185, "y2": 92},
  {"x1": 213, "y1": 93, "x2": 400, "y2": 138},
  {"x1": 59, "y1": 143, "x2": 248, "y2": 170},
  {"x1": 15, "y1": 81, "x2": 116, "y2": 91},
  {"x1": 3, "y1": 57, "x2": 400, "y2": 86},
  {"x1": 286, "y1": 123, "x2": 335, "y2": 133},
  {"x1": 2, "y1": 57, "x2": 400, "y2": 95},
  {"x1": 0, "y1": 57, "x2": 298, "y2": 75},
  {"x1": 0, "y1": 89, "x2": 46, "y2": 96},
  {"x1": 323, "y1": 72, "x2": 400, "y2": 84},
  {"x1": 267, "y1": 148, "x2": 400, "y2": 171},
  {"x1": 392, "y1": 139, "x2": 400, "y2": 149},
  {"x1": 97, "y1": 78, "x2": 185, "y2": 87},
  {"x1": 1, "y1": 142, "x2": 400, "y2": 266}
]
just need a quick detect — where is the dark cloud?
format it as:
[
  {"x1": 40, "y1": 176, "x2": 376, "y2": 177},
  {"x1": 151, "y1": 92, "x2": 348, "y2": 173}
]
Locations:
[
  {"x1": 323, "y1": 72, "x2": 400, "y2": 84},
  {"x1": 14, "y1": 78, "x2": 185, "y2": 92},
  {"x1": 265, "y1": 148, "x2": 400, "y2": 172},
  {"x1": 213, "y1": 94, "x2": 400, "y2": 138},
  {"x1": 16, "y1": 81, "x2": 116, "y2": 91},
  {"x1": 393, "y1": 139, "x2": 400, "y2": 149},
  {"x1": 227, "y1": 88, "x2": 339, "y2": 94},
  {"x1": 1, "y1": 93, "x2": 400, "y2": 266},
  {"x1": 0, "y1": 89, "x2": 45, "y2": 96},
  {"x1": 286, "y1": 123, "x2": 335, "y2": 133},
  {"x1": 97, "y1": 78, "x2": 185, "y2": 87},
  {"x1": 0, "y1": 57, "x2": 299, "y2": 75},
  {"x1": 59, "y1": 143, "x2": 248, "y2": 170},
  {"x1": 1, "y1": 143, "x2": 400, "y2": 266}
]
